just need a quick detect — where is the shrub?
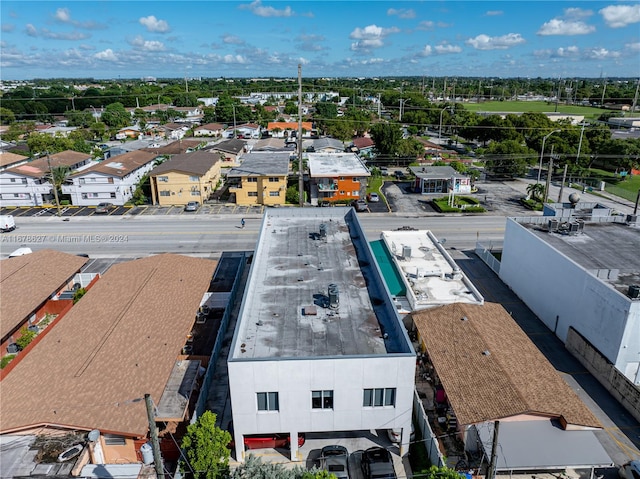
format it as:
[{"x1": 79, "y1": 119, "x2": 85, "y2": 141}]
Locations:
[
  {"x1": 16, "y1": 327, "x2": 37, "y2": 350},
  {"x1": 1, "y1": 354, "x2": 16, "y2": 369}
]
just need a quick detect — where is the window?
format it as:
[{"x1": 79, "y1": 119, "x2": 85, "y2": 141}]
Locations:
[
  {"x1": 269, "y1": 191, "x2": 280, "y2": 197},
  {"x1": 10, "y1": 178, "x2": 16, "y2": 183},
  {"x1": 191, "y1": 191, "x2": 200, "y2": 196},
  {"x1": 353, "y1": 177, "x2": 359, "y2": 182},
  {"x1": 312, "y1": 390, "x2": 333, "y2": 409},
  {"x1": 158, "y1": 176, "x2": 169, "y2": 182},
  {"x1": 108, "y1": 177, "x2": 114, "y2": 184},
  {"x1": 339, "y1": 191, "x2": 345, "y2": 195},
  {"x1": 159, "y1": 191, "x2": 171, "y2": 197},
  {"x1": 257, "y1": 392, "x2": 279, "y2": 411},
  {"x1": 79, "y1": 178, "x2": 86, "y2": 185},
  {"x1": 103, "y1": 434, "x2": 126, "y2": 446},
  {"x1": 269, "y1": 177, "x2": 279, "y2": 182},
  {"x1": 81, "y1": 193, "x2": 88, "y2": 199},
  {"x1": 248, "y1": 192, "x2": 258, "y2": 197},
  {"x1": 189, "y1": 176, "x2": 199, "y2": 182},
  {"x1": 247, "y1": 177, "x2": 258, "y2": 183},
  {"x1": 110, "y1": 193, "x2": 116, "y2": 198},
  {"x1": 339, "y1": 176, "x2": 345, "y2": 180},
  {"x1": 363, "y1": 388, "x2": 396, "y2": 407},
  {"x1": 352, "y1": 191, "x2": 360, "y2": 196}
]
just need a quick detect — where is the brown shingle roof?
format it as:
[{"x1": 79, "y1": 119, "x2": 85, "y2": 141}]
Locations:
[
  {"x1": 0, "y1": 250, "x2": 88, "y2": 342},
  {"x1": 71, "y1": 150, "x2": 157, "y2": 178},
  {"x1": 209, "y1": 139, "x2": 245, "y2": 155},
  {"x1": 412, "y1": 303, "x2": 601, "y2": 429},
  {"x1": 150, "y1": 150, "x2": 220, "y2": 176},
  {"x1": 0, "y1": 152, "x2": 29, "y2": 169},
  {"x1": 7, "y1": 150, "x2": 92, "y2": 178},
  {"x1": 0, "y1": 254, "x2": 217, "y2": 437}
]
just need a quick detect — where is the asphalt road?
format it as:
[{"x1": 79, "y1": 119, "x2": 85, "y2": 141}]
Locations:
[{"x1": 0, "y1": 214, "x2": 508, "y2": 258}]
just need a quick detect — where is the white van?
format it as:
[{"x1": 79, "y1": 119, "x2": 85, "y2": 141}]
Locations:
[
  {"x1": 0, "y1": 215, "x2": 16, "y2": 233},
  {"x1": 8, "y1": 247, "x2": 32, "y2": 258}
]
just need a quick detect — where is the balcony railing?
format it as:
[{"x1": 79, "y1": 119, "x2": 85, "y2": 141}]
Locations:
[{"x1": 317, "y1": 182, "x2": 338, "y2": 191}]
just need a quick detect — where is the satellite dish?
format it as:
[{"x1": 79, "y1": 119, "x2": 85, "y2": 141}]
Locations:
[{"x1": 88, "y1": 430, "x2": 100, "y2": 442}]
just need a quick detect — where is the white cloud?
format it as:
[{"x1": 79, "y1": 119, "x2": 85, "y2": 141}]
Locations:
[
  {"x1": 54, "y1": 8, "x2": 72, "y2": 23},
  {"x1": 485, "y1": 10, "x2": 503, "y2": 16},
  {"x1": 557, "y1": 45, "x2": 580, "y2": 56},
  {"x1": 130, "y1": 35, "x2": 165, "y2": 51},
  {"x1": 537, "y1": 19, "x2": 595, "y2": 35},
  {"x1": 434, "y1": 44, "x2": 462, "y2": 54},
  {"x1": 41, "y1": 29, "x2": 90, "y2": 41},
  {"x1": 240, "y1": 1, "x2": 293, "y2": 18},
  {"x1": 2, "y1": 24, "x2": 16, "y2": 33},
  {"x1": 298, "y1": 57, "x2": 309, "y2": 65},
  {"x1": 223, "y1": 54, "x2": 246, "y2": 64},
  {"x1": 466, "y1": 33, "x2": 525, "y2": 50},
  {"x1": 584, "y1": 47, "x2": 620, "y2": 59},
  {"x1": 626, "y1": 42, "x2": 640, "y2": 52},
  {"x1": 223, "y1": 34, "x2": 245, "y2": 45},
  {"x1": 421, "y1": 45, "x2": 433, "y2": 56},
  {"x1": 25, "y1": 24, "x2": 37, "y2": 37},
  {"x1": 349, "y1": 24, "x2": 400, "y2": 51},
  {"x1": 94, "y1": 48, "x2": 118, "y2": 61},
  {"x1": 387, "y1": 8, "x2": 415, "y2": 19},
  {"x1": 563, "y1": 7, "x2": 593, "y2": 19},
  {"x1": 416, "y1": 21, "x2": 434, "y2": 31},
  {"x1": 139, "y1": 15, "x2": 170, "y2": 33},
  {"x1": 599, "y1": 4, "x2": 640, "y2": 28}
]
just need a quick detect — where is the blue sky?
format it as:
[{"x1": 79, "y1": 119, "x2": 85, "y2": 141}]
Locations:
[{"x1": 1, "y1": 1, "x2": 639, "y2": 80}]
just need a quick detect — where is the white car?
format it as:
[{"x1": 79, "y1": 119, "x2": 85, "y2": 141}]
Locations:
[{"x1": 368, "y1": 193, "x2": 380, "y2": 202}]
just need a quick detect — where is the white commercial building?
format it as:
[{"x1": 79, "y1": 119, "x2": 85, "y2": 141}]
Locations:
[
  {"x1": 228, "y1": 208, "x2": 416, "y2": 462},
  {"x1": 499, "y1": 216, "x2": 640, "y2": 384}
]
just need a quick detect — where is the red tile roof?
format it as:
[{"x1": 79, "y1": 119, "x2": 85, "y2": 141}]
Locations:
[
  {"x1": 1, "y1": 250, "x2": 88, "y2": 342},
  {"x1": 0, "y1": 254, "x2": 217, "y2": 437}
]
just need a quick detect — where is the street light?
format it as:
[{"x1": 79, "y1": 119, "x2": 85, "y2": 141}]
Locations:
[
  {"x1": 89, "y1": 105, "x2": 98, "y2": 123},
  {"x1": 438, "y1": 106, "x2": 452, "y2": 143},
  {"x1": 399, "y1": 98, "x2": 410, "y2": 122},
  {"x1": 537, "y1": 129, "x2": 561, "y2": 184}
]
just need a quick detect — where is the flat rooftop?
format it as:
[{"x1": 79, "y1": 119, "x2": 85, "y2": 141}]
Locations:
[
  {"x1": 231, "y1": 208, "x2": 410, "y2": 360},
  {"x1": 307, "y1": 153, "x2": 370, "y2": 177},
  {"x1": 521, "y1": 220, "x2": 640, "y2": 293},
  {"x1": 380, "y1": 230, "x2": 484, "y2": 310}
]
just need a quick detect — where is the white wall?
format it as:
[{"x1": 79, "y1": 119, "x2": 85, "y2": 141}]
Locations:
[
  {"x1": 499, "y1": 219, "x2": 640, "y2": 382},
  {"x1": 228, "y1": 355, "x2": 416, "y2": 461},
  {"x1": 0, "y1": 172, "x2": 51, "y2": 206}
]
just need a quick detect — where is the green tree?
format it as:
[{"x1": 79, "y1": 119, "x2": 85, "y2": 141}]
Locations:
[
  {"x1": 526, "y1": 182, "x2": 545, "y2": 202},
  {"x1": 284, "y1": 101, "x2": 298, "y2": 115},
  {"x1": 484, "y1": 139, "x2": 535, "y2": 178},
  {"x1": 370, "y1": 122, "x2": 403, "y2": 156},
  {"x1": 101, "y1": 102, "x2": 131, "y2": 129},
  {"x1": 49, "y1": 165, "x2": 71, "y2": 202},
  {"x1": 421, "y1": 466, "x2": 467, "y2": 479},
  {"x1": 286, "y1": 185, "x2": 300, "y2": 204},
  {"x1": 0, "y1": 107, "x2": 16, "y2": 125},
  {"x1": 230, "y1": 455, "x2": 333, "y2": 479},
  {"x1": 180, "y1": 411, "x2": 231, "y2": 479}
]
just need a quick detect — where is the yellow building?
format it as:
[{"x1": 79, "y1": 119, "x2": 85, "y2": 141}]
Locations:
[
  {"x1": 149, "y1": 150, "x2": 221, "y2": 206},
  {"x1": 227, "y1": 152, "x2": 290, "y2": 206}
]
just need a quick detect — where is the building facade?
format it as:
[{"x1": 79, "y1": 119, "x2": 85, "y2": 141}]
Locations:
[
  {"x1": 307, "y1": 152, "x2": 370, "y2": 205},
  {"x1": 226, "y1": 152, "x2": 290, "y2": 206}
]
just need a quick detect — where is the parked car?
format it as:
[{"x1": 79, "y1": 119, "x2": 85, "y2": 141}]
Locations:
[
  {"x1": 387, "y1": 423, "x2": 415, "y2": 444},
  {"x1": 352, "y1": 199, "x2": 368, "y2": 212},
  {"x1": 619, "y1": 460, "x2": 640, "y2": 479},
  {"x1": 184, "y1": 201, "x2": 200, "y2": 212},
  {"x1": 361, "y1": 447, "x2": 397, "y2": 479},
  {"x1": 380, "y1": 167, "x2": 389, "y2": 176},
  {"x1": 320, "y1": 445, "x2": 350, "y2": 479},
  {"x1": 0, "y1": 214, "x2": 16, "y2": 232},
  {"x1": 394, "y1": 170, "x2": 406, "y2": 180},
  {"x1": 94, "y1": 203, "x2": 114, "y2": 214},
  {"x1": 368, "y1": 193, "x2": 380, "y2": 202}
]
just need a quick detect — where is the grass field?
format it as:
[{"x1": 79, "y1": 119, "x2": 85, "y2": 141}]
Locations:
[
  {"x1": 463, "y1": 101, "x2": 613, "y2": 118},
  {"x1": 587, "y1": 168, "x2": 640, "y2": 202}
]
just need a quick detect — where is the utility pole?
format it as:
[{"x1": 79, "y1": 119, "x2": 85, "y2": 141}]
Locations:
[
  {"x1": 297, "y1": 64, "x2": 304, "y2": 207},
  {"x1": 145, "y1": 394, "x2": 164, "y2": 478},
  {"x1": 558, "y1": 164, "x2": 568, "y2": 203},
  {"x1": 544, "y1": 145, "x2": 555, "y2": 203},
  {"x1": 486, "y1": 421, "x2": 500, "y2": 479},
  {"x1": 46, "y1": 153, "x2": 62, "y2": 217}
]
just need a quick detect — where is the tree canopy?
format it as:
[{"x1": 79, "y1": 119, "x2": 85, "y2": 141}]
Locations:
[{"x1": 180, "y1": 411, "x2": 232, "y2": 479}]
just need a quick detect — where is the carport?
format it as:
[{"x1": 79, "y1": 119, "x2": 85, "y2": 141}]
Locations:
[{"x1": 476, "y1": 420, "x2": 613, "y2": 474}]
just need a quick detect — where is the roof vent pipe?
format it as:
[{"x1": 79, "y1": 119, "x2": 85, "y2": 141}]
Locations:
[{"x1": 328, "y1": 283, "x2": 339, "y2": 310}]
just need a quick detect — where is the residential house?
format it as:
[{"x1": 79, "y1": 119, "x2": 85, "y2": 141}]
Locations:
[
  {"x1": 267, "y1": 121, "x2": 313, "y2": 139},
  {"x1": 0, "y1": 150, "x2": 93, "y2": 207},
  {"x1": 116, "y1": 125, "x2": 142, "y2": 140},
  {"x1": 209, "y1": 139, "x2": 246, "y2": 166},
  {"x1": 303, "y1": 137, "x2": 345, "y2": 153},
  {"x1": 411, "y1": 302, "x2": 610, "y2": 472},
  {"x1": 235, "y1": 123, "x2": 262, "y2": 139},
  {"x1": 142, "y1": 139, "x2": 204, "y2": 157},
  {"x1": 226, "y1": 152, "x2": 289, "y2": 206},
  {"x1": 350, "y1": 136, "x2": 376, "y2": 157},
  {"x1": 163, "y1": 122, "x2": 190, "y2": 140},
  {"x1": 409, "y1": 165, "x2": 471, "y2": 195},
  {"x1": 499, "y1": 216, "x2": 640, "y2": 386},
  {"x1": 307, "y1": 152, "x2": 370, "y2": 205},
  {"x1": 0, "y1": 250, "x2": 89, "y2": 359},
  {"x1": 62, "y1": 150, "x2": 158, "y2": 205},
  {"x1": 0, "y1": 151, "x2": 29, "y2": 172},
  {"x1": 228, "y1": 208, "x2": 415, "y2": 461},
  {"x1": 149, "y1": 150, "x2": 222, "y2": 206},
  {"x1": 0, "y1": 254, "x2": 217, "y2": 469},
  {"x1": 252, "y1": 138, "x2": 292, "y2": 152},
  {"x1": 194, "y1": 123, "x2": 225, "y2": 137}
]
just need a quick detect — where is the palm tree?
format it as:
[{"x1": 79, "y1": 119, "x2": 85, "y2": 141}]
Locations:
[{"x1": 526, "y1": 182, "x2": 545, "y2": 202}]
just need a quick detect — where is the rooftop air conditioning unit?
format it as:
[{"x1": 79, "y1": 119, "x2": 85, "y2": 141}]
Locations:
[{"x1": 628, "y1": 285, "x2": 640, "y2": 299}]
